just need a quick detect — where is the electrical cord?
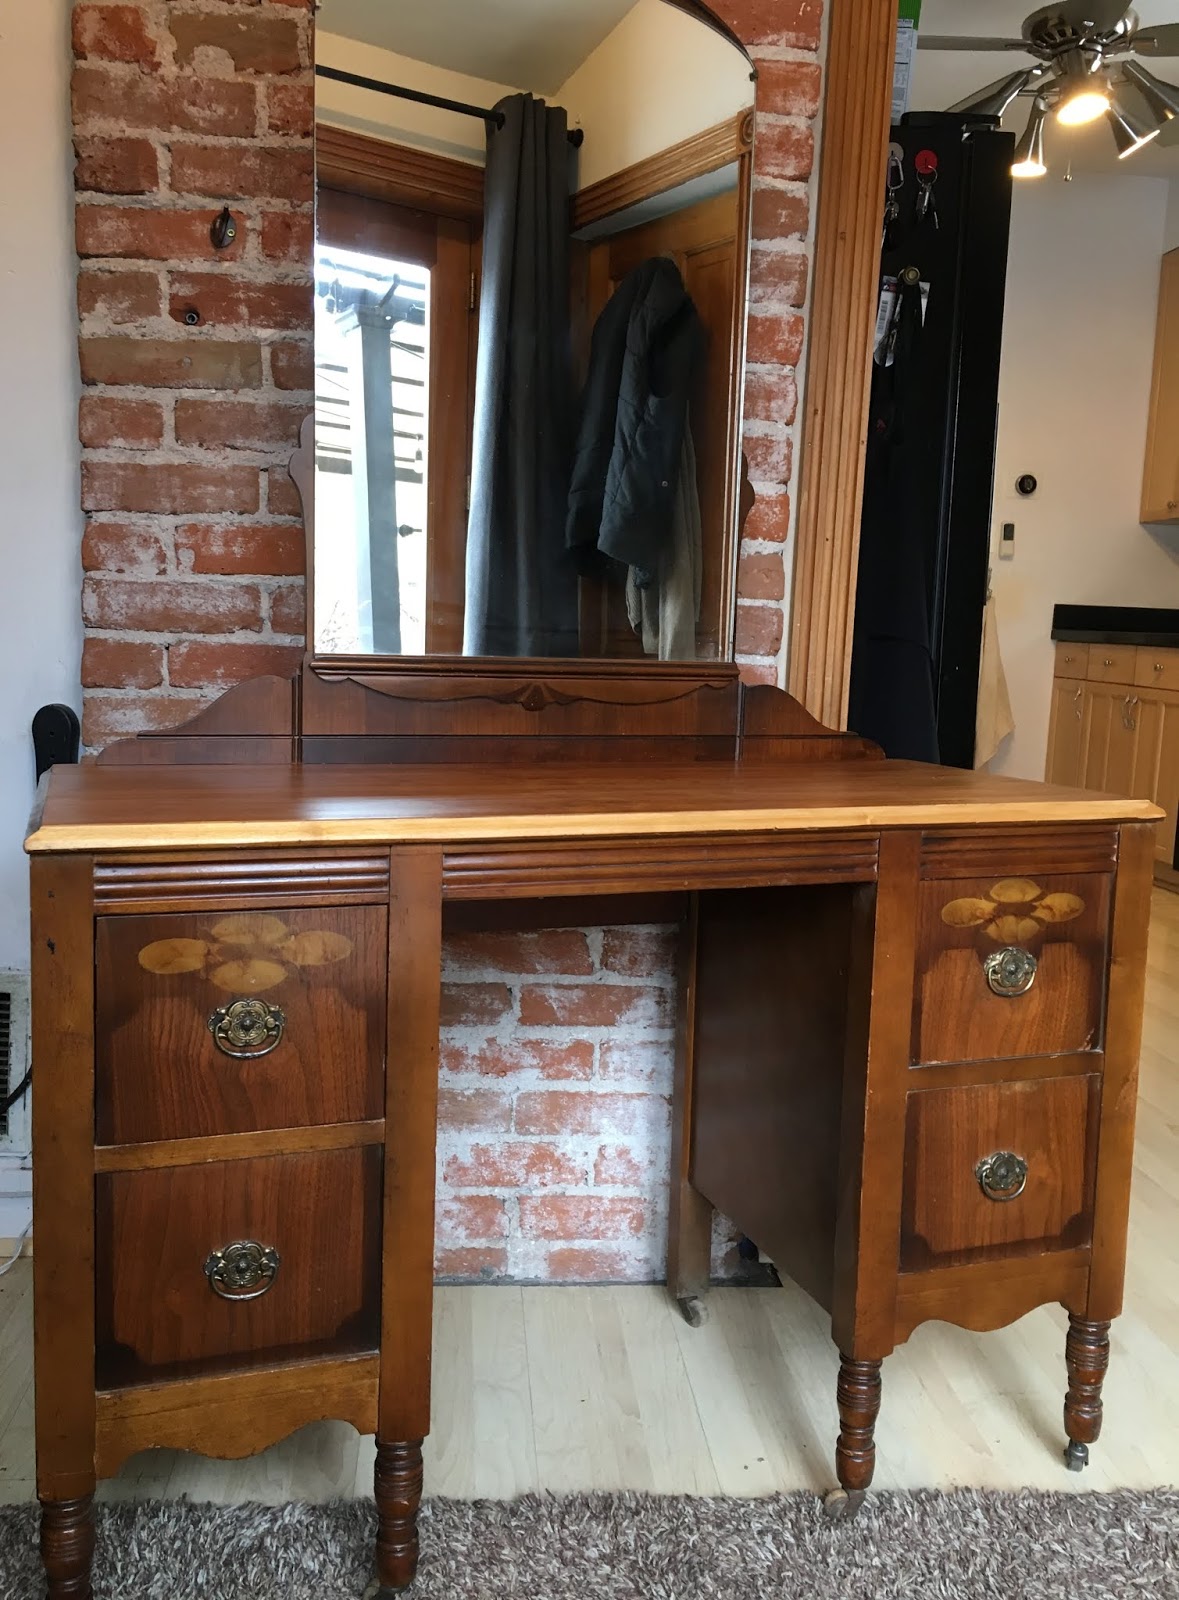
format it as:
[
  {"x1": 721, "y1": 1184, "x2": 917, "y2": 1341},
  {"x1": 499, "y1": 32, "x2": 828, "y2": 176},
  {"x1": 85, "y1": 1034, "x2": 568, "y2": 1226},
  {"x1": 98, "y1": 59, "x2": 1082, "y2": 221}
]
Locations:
[
  {"x1": 2, "y1": 1067, "x2": 30, "y2": 1115},
  {"x1": 0, "y1": 1219, "x2": 31, "y2": 1278}
]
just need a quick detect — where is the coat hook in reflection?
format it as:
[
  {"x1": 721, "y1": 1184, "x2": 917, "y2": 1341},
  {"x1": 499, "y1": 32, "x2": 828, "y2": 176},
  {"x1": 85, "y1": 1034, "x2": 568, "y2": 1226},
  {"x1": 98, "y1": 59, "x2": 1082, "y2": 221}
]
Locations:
[{"x1": 210, "y1": 207, "x2": 237, "y2": 250}]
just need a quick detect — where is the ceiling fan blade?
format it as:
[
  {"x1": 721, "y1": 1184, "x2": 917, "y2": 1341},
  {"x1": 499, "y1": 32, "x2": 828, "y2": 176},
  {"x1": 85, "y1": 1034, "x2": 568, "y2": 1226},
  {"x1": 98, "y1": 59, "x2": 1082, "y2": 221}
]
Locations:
[
  {"x1": 917, "y1": 35, "x2": 1029, "y2": 51},
  {"x1": 1052, "y1": 0, "x2": 1132, "y2": 33},
  {"x1": 1133, "y1": 24, "x2": 1179, "y2": 55}
]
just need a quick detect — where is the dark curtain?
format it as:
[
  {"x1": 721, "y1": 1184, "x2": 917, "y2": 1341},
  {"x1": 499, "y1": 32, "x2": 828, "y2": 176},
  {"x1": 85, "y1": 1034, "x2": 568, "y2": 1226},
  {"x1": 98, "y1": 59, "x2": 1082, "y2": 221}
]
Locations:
[{"x1": 463, "y1": 94, "x2": 578, "y2": 657}]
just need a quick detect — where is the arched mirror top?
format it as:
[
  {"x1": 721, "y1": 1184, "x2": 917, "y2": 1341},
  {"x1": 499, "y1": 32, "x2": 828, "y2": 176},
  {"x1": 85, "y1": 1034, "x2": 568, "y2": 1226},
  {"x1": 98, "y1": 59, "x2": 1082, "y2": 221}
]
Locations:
[{"x1": 306, "y1": 0, "x2": 757, "y2": 668}]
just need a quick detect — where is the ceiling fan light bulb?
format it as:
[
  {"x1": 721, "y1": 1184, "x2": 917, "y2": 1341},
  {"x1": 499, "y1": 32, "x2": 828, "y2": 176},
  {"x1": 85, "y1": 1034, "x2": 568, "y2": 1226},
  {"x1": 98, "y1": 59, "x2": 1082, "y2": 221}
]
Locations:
[
  {"x1": 1011, "y1": 157, "x2": 1048, "y2": 177},
  {"x1": 1056, "y1": 88, "x2": 1111, "y2": 126},
  {"x1": 1012, "y1": 97, "x2": 1048, "y2": 178}
]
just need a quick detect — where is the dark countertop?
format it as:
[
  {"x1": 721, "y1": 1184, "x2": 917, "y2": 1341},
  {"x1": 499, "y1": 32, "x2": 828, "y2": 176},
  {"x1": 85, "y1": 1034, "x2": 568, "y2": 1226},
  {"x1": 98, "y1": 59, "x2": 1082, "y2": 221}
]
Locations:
[{"x1": 1052, "y1": 605, "x2": 1179, "y2": 648}]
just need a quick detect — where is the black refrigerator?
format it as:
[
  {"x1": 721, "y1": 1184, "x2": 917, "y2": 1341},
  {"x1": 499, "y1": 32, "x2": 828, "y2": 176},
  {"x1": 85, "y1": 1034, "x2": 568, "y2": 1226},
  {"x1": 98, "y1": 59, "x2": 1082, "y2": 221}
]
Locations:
[{"x1": 848, "y1": 112, "x2": 1014, "y2": 769}]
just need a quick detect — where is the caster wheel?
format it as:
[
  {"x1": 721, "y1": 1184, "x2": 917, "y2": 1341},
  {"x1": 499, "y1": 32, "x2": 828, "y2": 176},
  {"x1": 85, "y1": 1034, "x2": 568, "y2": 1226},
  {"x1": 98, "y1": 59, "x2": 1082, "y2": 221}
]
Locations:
[
  {"x1": 677, "y1": 1295, "x2": 708, "y2": 1328},
  {"x1": 822, "y1": 1488, "x2": 866, "y2": 1522},
  {"x1": 1064, "y1": 1441, "x2": 1089, "y2": 1473}
]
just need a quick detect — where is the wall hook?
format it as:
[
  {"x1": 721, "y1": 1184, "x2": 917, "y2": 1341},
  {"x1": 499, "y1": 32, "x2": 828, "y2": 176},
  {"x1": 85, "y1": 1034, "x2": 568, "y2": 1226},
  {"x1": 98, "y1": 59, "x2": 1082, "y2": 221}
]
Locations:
[{"x1": 210, "y1": 207, "x2": 237, "y2": 250}]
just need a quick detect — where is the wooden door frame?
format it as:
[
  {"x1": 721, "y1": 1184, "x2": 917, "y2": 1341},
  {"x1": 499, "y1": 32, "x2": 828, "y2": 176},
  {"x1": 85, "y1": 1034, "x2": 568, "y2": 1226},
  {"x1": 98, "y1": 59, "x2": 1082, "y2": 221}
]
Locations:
[{"x1": 787, "y1": 0, "x2": 898, "y2": 728}]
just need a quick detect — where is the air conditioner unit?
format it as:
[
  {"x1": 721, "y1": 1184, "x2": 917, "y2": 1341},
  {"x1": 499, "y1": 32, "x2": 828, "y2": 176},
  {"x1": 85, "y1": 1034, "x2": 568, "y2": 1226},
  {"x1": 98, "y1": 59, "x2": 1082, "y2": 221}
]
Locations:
[{"x1": 0, "y1": 972, "x2": 31, "y2": 1156}]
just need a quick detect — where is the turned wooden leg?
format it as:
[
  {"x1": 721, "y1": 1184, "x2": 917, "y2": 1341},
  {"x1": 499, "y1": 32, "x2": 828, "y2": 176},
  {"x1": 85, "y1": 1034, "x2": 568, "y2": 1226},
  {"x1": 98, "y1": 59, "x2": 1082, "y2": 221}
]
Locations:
[
  {"x1": 825, "y1": 1356, "x2": 882, "y2": 1520},
  {"x1": 1064, "y1": 1316, "x2": 1111, "y2": 1472},
  {"x1": 373, "y1": 1439, "x2": 424, "y2": 1593},
  {"x1": 40, "y1": 1495, "x2": 95, "y2": 1600}
]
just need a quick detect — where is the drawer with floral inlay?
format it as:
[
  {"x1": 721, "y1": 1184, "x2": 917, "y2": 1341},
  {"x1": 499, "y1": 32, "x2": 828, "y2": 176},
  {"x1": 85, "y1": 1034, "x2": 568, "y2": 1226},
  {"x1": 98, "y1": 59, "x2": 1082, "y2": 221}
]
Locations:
[{"x1": 95, "y1": 907, "x2": 387, "y2": 1144}]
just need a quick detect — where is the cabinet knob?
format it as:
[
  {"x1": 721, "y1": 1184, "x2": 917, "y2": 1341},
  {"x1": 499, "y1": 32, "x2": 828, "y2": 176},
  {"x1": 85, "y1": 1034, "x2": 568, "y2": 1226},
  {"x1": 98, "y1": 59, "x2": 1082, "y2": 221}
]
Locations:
[
  {"x1": 983, "y1": 945, "x2": 1037, "y2": 997},
  {"x1": 975, "y1": 1151, "x2": 1029, "y2": 1203},
  {"x1": 1168, "y1": 500, "x2": 1177, "y2": 511},
  {"x1": 208, "y1": 998, "x2": 286, "y2": 1058},
  {"x1": 1103, "y1": 657, "x2": 1114, "y2": 667},
  {"x1": 204, "y1": 1240, "x2": 280, "y2": 1301}
]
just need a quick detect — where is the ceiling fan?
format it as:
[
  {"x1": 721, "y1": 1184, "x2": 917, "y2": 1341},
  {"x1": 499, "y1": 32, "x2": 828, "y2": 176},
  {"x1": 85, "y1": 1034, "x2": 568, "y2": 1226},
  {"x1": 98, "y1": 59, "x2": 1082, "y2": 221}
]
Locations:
[{"x1": 918, "y1": 3, "x2": 1179, "y2": 176}]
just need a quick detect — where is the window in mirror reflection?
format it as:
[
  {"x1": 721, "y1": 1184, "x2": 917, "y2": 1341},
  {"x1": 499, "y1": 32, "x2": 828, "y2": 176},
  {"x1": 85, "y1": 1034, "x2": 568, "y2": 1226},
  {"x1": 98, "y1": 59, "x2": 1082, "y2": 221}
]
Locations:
[{"x1": 313, "y1": 0, "x2": 754, "y2": 664}]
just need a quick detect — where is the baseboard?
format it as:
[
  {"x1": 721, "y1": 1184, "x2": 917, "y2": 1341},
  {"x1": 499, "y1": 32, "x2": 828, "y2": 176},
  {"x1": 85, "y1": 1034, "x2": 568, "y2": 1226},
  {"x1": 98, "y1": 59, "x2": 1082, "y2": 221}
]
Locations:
[
  {"x1": 1154, "y1": 862, "x2": 1179, "y2": 893},
  {"x1": 0, "y1": 1235, "x2": 31, "y2": 1260}
]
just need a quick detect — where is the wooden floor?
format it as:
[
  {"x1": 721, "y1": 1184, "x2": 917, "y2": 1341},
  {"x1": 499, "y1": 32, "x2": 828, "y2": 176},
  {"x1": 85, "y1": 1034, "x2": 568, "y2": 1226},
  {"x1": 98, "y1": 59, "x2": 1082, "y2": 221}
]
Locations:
[{"x1": 3, "y1": 891, "x2": 1178, "y2": 1506}]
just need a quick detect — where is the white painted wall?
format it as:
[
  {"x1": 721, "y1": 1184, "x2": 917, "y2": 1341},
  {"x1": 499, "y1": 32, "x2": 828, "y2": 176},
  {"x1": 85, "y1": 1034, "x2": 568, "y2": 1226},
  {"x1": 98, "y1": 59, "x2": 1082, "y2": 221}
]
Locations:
[
  {"x1": 987, "y1": 174, "x2": 1179, "y2": 780},
  {"x1": 0, "y1": 0, "x2": 82, "y2": 1234}
]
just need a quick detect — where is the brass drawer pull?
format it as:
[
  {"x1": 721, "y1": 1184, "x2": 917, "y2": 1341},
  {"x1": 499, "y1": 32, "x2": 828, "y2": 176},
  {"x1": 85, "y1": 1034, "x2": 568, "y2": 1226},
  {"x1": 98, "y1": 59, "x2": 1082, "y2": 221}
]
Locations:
[
  {"x1": 983, "y1": 946, "x2": 1037, "y2": 997},
  {"x1": 208, "y1": 998, "x2": 286, "y2": 1058},
  {"x1": 975, "y1": 1151, "x2": 1029, "y2": 1203},
  {"x1": 204, "y1": 1240, "x2": 281, "y2": 1301}
]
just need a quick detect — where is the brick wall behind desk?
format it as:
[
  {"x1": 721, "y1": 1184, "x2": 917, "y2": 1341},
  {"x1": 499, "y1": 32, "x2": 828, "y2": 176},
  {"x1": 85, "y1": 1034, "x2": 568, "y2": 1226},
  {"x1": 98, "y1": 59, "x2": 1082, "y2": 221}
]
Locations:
[{"x1": 71, "y1": 0, "x2": 826, "y2": 1281}]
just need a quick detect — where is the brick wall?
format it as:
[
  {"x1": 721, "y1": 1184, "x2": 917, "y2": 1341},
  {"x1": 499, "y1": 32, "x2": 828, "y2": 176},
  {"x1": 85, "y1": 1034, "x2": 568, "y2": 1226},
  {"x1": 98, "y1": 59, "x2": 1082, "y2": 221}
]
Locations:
[{"x1": 70, "y1": 0, "x2": 827, "y2": 1282}]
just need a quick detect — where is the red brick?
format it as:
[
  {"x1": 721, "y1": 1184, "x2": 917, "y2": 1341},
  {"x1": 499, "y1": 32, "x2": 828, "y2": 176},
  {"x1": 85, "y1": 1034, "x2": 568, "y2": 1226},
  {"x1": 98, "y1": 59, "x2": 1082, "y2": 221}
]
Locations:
[
  {"x1": 738, "y1": 662, "x2": 780, "y2": 687},
  {"x1": 81, "y1": 637, "x2": 164, "y2": 690},
  {"x1": 744, "y1": 430, "x2": 793, "y2": 484},
  {"x1": 444, "y1": 1142, "x2": 585, "y2": 1190},
  {"x1": 82, "y1": 519, "x2": 167, "y2": 575},
  {"x1": 711, "y1": 0, "x2": 822, "y2": 49},
  {"x1": 170, "y1": 142, "x2": 313, "y2": 203},
  {"x1": 755, "y1": 58, "x2": 822, "y2": 118},
  {"x1": 76, "y1": 204, "x2": 246, "y2": 262},
  {"x1": 594, "y1": 1145, "x2": 648, "y2": 1187},
  {"x1": 83, "y1": 691, "x2": 205, "y2": 747},
  {"x1": 168, "y1": 639, "x2": 303, "y2": 689},
  {"x1": 79, "y1": 335, "x2": 262, "y2": 389},
  {"x1": 518, "y1": 1196, "x2": 647, "y2": 1241},
  {"x1": 77, "y1": 267, "x2": 163, "y2": 324},
  {"x1": 168, "y1": 275, "x2": 310, "y2": 332},
  {"x1": 514, "y1": 1091, "x2": 665, "y2": 1137},
  {"x1": 749, "y1": 250, "x2": 809, "y2": 309},
  {"x1": 738, "y1": 551, "x2": 786, "y2": 602},
  {"x1": 544, "y1": 1246, "x2": 633, "y2": 1282},
  {"x1": 440, "y1": 983, "x2": 514, "y2": 1027},
  {"x1": 756, "y1": 121, "x2": 815, "y2": 182},
  {"x1": 266, "y1": 468, "x2": 304, "y2": 517},
  {"x1": 445, "y1": 930, "x2": 594, "y2": 976},
  {"x1": 73, "y1": 5, "x2": 163, "y2": 68},
  {"x1": 434, "y1": 1246, "x2": 508, "y2": 1280},
  {"x1": 735, "y1": 602, "x2": 783, "y2": 658},
  {"x1": 170, "y1": 13, "x2": 303, "y2": 74},
  {"x1": 175, "y1": 521, "x2": 305, "y2": 577},
  {"x1": 267, "y1": 82, "x2": 314, "y2": 136},
  {"x1": 74, "y1": 136, "x2": 159, "y2": 195},
  {"x1": 174, "y1": 398, "x2": 308, "y2": 450},
  {"x1": 741, "y1": 488, "x2": 791, "y2": 544},
  {"x1": 440, "y1": 1039, "x2": 594, "y2": 1082},
  {"x1": 599, "y1": 928, "x2": 675, "y2": 978},
  {"x1": 83, "y1": 577, "x2": 263, "y2": 634},
  {"x1": 519, "y1": 983, "x2": 671, "y2": 1029},
  {"x1": 752, "y1": 188, "x2": 810, "y2": 243},
  {"x1": 437, "y1": 1088, "x2": 513, "y2": 1134},
  {"x1": 269, "y1": 582, "x2": 305, "y2": 634},
  {"x1": 436, "y1": 1195, "x2": 507, "y2": 1242},
  {"x1": 73, "y1": 65, "x2": 256, "y2": 137},
  {"x1": 78, "y1": 395, "x2": 164, "y2": 450},
  {"x1": 744, "y1": 367, "x2": 798, "y2": 426},
  {"x1": 81, "y1": 460, "x2": 259, "y2": 516},
  {"x1": 746, "y1": 310, "x2": 804, "y2": 367},
  {"x1": 270, "y1": 340, "x2": 314, "y2": 389},
  {"x1": 597, "y1": 1040, "x2": 672, "y2": 1086},
  {"x1": 261, "y1": 209, "x2": 313, "y2": 262}
]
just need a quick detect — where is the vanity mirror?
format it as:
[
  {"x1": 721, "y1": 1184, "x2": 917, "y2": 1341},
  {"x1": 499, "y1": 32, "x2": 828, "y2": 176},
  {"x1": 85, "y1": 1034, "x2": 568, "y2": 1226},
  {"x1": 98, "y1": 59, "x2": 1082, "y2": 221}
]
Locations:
[{"x1": 311, "y1": 0, "x2": 755, "y2": 663}]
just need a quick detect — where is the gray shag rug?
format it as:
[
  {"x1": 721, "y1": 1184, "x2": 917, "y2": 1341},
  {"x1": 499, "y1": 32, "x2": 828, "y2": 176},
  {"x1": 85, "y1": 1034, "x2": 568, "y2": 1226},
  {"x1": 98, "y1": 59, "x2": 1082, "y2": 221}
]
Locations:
[{"x1": 2, "y1": 1491, "x2": 1178, "y2": 1599}]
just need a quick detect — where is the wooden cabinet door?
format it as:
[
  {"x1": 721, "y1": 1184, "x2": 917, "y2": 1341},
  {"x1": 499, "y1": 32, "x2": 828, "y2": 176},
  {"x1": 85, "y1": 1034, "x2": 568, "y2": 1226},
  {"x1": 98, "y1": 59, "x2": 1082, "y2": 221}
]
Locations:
[
  {"x1": 1142, "y1": 248, "x2": 1179, "y2": 524},
  {"x1": 1045, "y1": 677, "x2": 1086, "y2": 785},
  {"x1": 1136, "y1": 689, "x2": 1179, "y2": 866},
  {"x1": 1082, "y1": 685, "x2": 1138, "y2": 797}
]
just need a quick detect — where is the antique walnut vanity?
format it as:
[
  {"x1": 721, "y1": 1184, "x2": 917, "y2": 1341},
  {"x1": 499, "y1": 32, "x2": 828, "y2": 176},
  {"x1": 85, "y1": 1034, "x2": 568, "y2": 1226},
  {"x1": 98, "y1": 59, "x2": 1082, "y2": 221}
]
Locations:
[{"x1": 28, "y1": 0, "x2": 1161, "y2": 1594}]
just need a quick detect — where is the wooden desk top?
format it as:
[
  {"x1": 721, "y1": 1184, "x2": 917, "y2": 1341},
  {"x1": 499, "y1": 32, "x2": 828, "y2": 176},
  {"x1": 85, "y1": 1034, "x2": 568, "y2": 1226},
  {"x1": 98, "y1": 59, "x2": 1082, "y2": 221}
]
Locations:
[{"x1": 26, "y1": 759, "x2": 1161, "y2": 854}]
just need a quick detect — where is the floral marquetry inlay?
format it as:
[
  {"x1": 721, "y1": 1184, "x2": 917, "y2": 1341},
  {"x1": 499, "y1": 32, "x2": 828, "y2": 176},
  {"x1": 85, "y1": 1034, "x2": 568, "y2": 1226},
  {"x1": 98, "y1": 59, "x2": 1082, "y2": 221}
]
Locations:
[
  {"x1": 138, "y1": 914, "x2": 354, "y2": 993},
  {"x1": 940, "y1": 880, "x2": 1085, "y2": 945}
]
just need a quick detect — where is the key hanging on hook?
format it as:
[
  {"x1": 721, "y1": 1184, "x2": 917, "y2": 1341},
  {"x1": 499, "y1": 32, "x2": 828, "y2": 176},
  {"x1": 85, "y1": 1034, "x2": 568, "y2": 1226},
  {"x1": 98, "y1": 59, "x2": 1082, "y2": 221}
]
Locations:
[
  {"x1": 914, "y1": 149, "x2": 939, "y2": 231},
  {"x1": 883, "y1": 142, "x2": 905, "y2": 252}
]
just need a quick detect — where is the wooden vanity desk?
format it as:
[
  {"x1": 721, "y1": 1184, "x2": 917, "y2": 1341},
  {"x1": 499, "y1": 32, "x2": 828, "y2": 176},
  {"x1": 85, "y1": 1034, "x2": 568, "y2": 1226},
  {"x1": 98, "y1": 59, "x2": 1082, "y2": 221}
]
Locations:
[{"x1": 27, "y1": 662, "x2": 1159, "y2": 1597}]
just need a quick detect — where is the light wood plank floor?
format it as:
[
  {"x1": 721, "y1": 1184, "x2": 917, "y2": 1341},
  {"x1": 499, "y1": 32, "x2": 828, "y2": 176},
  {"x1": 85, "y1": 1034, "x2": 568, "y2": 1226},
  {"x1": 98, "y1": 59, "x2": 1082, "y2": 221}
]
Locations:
[{"x1": 3, "y1": 891, "x2": 1177, "y2": 1507}]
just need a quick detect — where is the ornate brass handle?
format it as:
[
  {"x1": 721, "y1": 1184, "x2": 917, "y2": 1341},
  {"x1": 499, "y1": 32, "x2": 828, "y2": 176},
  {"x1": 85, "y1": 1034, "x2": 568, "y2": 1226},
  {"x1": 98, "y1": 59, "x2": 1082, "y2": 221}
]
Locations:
[
  {"x1": 984, "y1": 946, "x2": 1037, "y2": 997},
  {"x1": 975, "y1": 1151, "x2": 1028, "y2": 1203},
  {"x1": 204, "y1": 1240, "x2": 280, "y2": 1300},
  {"x1": 207, "y1": 998, "x2": 286, "y2": 1058}
]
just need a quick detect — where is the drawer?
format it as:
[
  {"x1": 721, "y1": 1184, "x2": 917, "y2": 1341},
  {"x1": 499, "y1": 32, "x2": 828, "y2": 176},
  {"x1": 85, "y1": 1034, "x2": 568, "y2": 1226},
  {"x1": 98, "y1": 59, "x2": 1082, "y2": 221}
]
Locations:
[
  {"x1": 1134, "y1": 647, "x2": 1179, "y2": 693},
  {"x1": 1053, "y1": 642, "x2": 1089, "y2": 681},
  {"x1": 95, "y1": 1146, "x2": 382, "y2": 1380},
  {"x1": 1086, "y1": 645, "x2": 1136, "y2": 684},
  {"x1": 96, "y1": 907, "x2": 387, "y2": 1144},
  {"x1": 912, "y1": 873, "x2": 1110, "y2": 1065},
  {"x1": 900, "y1": 1075, "x2": 1098, "y2": 1271}
]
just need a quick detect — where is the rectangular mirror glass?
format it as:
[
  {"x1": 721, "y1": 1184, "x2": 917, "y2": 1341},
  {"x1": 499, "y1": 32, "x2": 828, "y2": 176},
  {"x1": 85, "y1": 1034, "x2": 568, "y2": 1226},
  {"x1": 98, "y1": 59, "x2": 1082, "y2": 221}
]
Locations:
[{"x1": 313, "y1": 0, "x2": 755, "y2": 663}]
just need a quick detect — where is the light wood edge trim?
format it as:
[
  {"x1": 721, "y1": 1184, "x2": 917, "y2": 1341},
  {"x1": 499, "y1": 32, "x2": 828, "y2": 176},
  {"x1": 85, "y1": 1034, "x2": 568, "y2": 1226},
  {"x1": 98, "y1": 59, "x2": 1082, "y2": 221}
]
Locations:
[
  {"x1": 788, "y1": 0, "x2": 898, "y2": 727},
  {"x1": 94, "y1": 1119, "x2": 385, "y2": 1174},
  {"x1": 316, "y1": 122, "x2": 483, "y2": 220},
  {"x1": 571, "y1": 110, "x2": 752, "y2": 232},
  {"x1": 95, "y1": 1353, "x2": 379, "y2": 1478},
  {"x1": 906, "y1": 1054, "x2": 1102, "y2": 1091},
  {"x1": 27, "y1": 799, "x2": 1164, "y2": 855},
  {"x1": 893, "y1": 1248, "x2": 1090, "y2": 1344},
  {"x1": 1140, "y1": 249, "x2": 1178, "y2": 523}
]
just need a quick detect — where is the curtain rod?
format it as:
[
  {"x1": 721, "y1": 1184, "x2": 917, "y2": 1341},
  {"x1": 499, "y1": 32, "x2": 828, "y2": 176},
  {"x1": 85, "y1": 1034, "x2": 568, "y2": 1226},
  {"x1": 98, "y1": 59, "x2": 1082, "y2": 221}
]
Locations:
[{"x1": 315, "y1": 66, "x2": 585, "y2": 147}]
